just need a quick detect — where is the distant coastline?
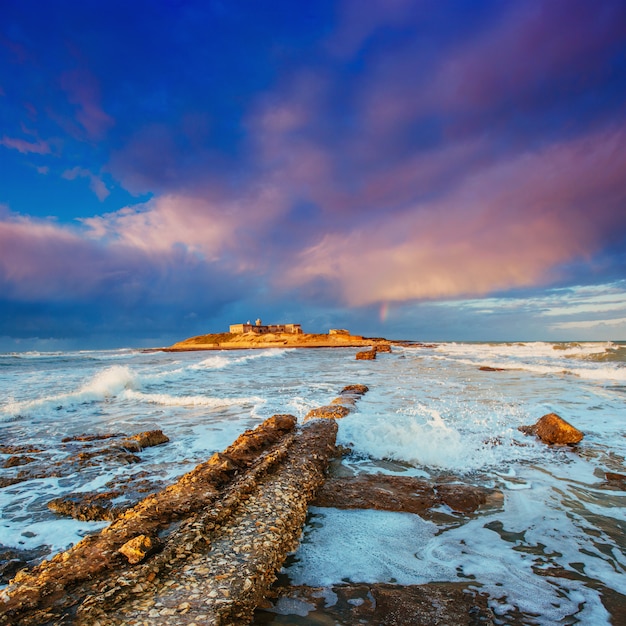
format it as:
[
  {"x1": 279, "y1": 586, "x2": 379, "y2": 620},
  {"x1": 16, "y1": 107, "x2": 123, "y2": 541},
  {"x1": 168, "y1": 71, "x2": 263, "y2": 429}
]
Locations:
[{"x1": 163, "y1": 330, "x2": 397, "y2": 352}]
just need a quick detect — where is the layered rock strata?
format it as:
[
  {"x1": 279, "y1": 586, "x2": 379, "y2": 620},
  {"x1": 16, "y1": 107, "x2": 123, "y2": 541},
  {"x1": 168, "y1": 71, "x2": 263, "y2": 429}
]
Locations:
[
  {"x1": 0, "y1": 414, "x2": 298, "y2": 624},
  {"x1": 1, "y1": 387, "x2": 368, "y2": 626},
  {"x1": 313, "y1": 474, "x2": 501, "y2": 516}
]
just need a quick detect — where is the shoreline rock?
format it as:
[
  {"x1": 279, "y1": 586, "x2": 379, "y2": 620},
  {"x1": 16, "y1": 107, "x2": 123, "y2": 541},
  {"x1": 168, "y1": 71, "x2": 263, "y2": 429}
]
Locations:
[
  {"x1": 254, "y1": 582, "x2": 495, "y2": 625},
  {"x1": 312, "y1": 474, "x2": 501, "y2": 517},
  {"x1": 164, "y1": 331, "x2": 397, "y2": 352},
  {"x1": 0, "y1": 389, "x2": 370, "y2": 626},
  {"x1": 519, "y1": 413, "x2": 584, "y2": 445},
  {"x1": 356, "y1": 348, "x2": 376, "y2": 360}
]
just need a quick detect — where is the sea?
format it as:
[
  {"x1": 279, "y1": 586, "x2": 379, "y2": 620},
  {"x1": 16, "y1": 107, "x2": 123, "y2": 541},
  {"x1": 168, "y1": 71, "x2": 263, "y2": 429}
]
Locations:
[{"x1": 1, "y1": 341, "x2": 625, "y2": 624}]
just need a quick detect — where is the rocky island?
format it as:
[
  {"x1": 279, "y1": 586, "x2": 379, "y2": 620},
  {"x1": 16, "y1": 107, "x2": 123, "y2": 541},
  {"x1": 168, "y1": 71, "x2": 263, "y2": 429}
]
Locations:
[{"x1": 165, "y1": 320, "x2": 392, "y2": 352}]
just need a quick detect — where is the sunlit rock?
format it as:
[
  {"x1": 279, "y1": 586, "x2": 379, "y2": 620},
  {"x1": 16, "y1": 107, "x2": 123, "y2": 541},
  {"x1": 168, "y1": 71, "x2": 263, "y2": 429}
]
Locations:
[
  {"x1": 118, "y1": 534, "x2": 160, "y2": 564},
  {"x1": 519, "y1": 413, "x2": 584, "y2": 445}
]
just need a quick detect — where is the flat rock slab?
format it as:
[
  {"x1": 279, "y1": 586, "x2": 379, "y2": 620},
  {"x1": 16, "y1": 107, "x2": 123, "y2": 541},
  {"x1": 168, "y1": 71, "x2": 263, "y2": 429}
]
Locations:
[
  {"x1": 313, "y1": 474, "x2": 501, "y2": 516},
  {"x1": 254, "y1": 583, "x2": 495, "y2": 625}
]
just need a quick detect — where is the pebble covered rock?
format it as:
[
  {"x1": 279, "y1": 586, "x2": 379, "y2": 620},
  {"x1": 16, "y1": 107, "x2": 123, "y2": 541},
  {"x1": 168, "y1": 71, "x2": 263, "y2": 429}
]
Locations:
[{"x1": 0, "y1": 390, "x2": 369, "y2": 626}]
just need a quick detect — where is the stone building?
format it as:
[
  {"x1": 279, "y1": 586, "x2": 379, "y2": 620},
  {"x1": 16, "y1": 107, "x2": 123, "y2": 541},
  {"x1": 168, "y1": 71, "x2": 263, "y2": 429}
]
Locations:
[{"x1": 229, "y1": 319, "x2": 303, "y2": 334}]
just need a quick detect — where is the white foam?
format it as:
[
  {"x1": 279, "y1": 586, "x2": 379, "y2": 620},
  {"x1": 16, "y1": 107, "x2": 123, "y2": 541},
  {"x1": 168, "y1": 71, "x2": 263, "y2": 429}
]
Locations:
[
  {"x1": 287, "y1": 507, "x2": 612, "y2": 625},
  {"x1": 287, "y1": 508, "x2": 441, "y2": 586},
  {"x1": 123, "y1": 389, "x2": 263, "y2": 408},
  {"x1": 0, "y1": 518, "x2": 107, "y2": 553},
  {"x1": 337, "y1": 403, "x2": 537, "y2": 472},
  {"x1": 191, "y1": 348, "x2": 294, "y2": 371},
  {"x1": 436, "y1": 341, "x2": 615, "y2": 359},
  {"x1": 427, "y1": 342, "x2": 626, "y2": 384},
  {"x1": 191, "y1": 355, "x2": 232, "y2": 370},
  {"x1": 1, "y1": 365, "x2": 138, "y2": 417}
]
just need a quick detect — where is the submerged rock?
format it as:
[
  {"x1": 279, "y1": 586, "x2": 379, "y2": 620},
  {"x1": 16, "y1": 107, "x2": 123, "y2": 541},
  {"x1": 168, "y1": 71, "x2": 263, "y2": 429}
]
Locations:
[
  {"x1": 603, "y1": 472, "x2": 626, "y2": 490},
  {"x1": 313, "y1": 474, "x2": 500, "y2": 516},
  {"x1": 519, "y1": 413, "x2": 584, "y2": 445},
  {"x1": 61, "y1": 433, "x2": 126, "y2": 443},
  {"x1": 2, "y1": 456, "x2": 36, "y2": 469},
  {"x1": 255, "y1": 582, "x2": 495, "y2": 625},
  {"x1": 0, "y1": 546, "x2": 51, "y2": 585},
  {"x1": 118, "y1": 430, "x2": 170, "y2": 452}
]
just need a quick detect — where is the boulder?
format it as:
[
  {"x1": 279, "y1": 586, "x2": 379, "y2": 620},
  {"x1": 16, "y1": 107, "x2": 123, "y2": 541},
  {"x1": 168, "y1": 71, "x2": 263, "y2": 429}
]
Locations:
[
  {"x1": 304, "y1": 405, "x2": 351, "y2": 421},
  {"x1": 118, "y1": 429, "x2": 170, "y2": 452},
  {"x1": 356, "y1": 349, "x2": 376, "y2": 360},
  {"x1": 340, "y1": 384, "x2": 369, "y2": 396},
  {"x1": 374, "y1": 343, "x2": 392, "y2": 353},
  {"x1": 118, "y1": 534, "x2": 160, "y2": 564},
  {"x1": 519, "y1": 413, "x2": 583, "y2": 445}
]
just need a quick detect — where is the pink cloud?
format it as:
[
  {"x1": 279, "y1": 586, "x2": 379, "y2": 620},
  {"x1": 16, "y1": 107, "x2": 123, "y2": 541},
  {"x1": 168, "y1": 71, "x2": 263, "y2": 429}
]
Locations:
[
  {"x1": 0, "y1": 215, "x2": 110, "y2": 299},
  {"x1": 0, "y1": 135, "x2": 51, "y2": 154},
  {"x1": 81, "y1": 195, "x2": 233, "y2": 259},
  {"x1": 283, "y1": 123, "x2": 626, "y2": 306}
]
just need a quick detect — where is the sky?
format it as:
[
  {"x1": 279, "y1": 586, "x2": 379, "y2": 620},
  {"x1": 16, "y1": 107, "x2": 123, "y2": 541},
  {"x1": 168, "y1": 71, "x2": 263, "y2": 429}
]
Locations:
[{"x1": 1, "y1": 0, "x2": 626, "y2": 350}]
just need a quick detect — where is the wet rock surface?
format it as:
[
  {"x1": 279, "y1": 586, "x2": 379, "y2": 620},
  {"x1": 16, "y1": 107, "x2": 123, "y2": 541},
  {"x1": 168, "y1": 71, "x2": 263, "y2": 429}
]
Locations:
[
  {"x1": 519, "y1": 412, "x2": 584, "y2": 445},
  {"x1": 48, "y1": 490, "x2": 127, "y2": 521},
  {"x1": 2, "y1": 456, "x2": 36, "y2": 468},
  {"x1": 118, "y1": 430, "x2": 170, "y2": 452},
  {"x1": 602, "y1": 471, "x2": 626, "y2": 490},
  {"x1": 0, "y1": 389, "x2": 371, "y2": 626},
  {"x1": 304, "y1": 404, "x2": 351, "y2": 420},
  {"x1": 304, "y1": 384, "x2": 369, "y2": 420},
  {"x1": 356, "y1": 348, "x2": 376, "y2": 360},
  {"x1": 0, "y1": 430, "x2": 170, "y2": 490},
  {"x1": 313, "y1": 474, "x2": 501, "y2": 516},
  {"x1": 0, "y1": 414, "x2": 298, "y2": 625},
  {"x1": 0, "y1": 547, "x2": 51, "y2": 586},
  {"x1": 254, "y1": 582, "x2": 495, "y2": 625}
]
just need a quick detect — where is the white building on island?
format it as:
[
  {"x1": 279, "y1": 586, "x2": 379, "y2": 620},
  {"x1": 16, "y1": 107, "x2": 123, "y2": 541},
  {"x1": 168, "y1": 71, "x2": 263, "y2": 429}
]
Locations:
[{"x1": 229, "y1": 319, "x2": 303, "y2": 334}]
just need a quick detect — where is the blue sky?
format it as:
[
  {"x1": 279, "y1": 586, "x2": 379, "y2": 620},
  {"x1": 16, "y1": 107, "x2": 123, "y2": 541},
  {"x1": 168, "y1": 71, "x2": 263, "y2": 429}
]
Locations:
[{"x1": 1, "y1": 0, "x2": 626, "y2": 349}]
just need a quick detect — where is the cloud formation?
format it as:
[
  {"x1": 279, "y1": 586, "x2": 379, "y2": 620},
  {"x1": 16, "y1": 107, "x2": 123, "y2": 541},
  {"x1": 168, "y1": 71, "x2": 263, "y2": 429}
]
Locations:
[
  {"x1": 1, "y1": 0, "x2": 625, "y2": 345},
  {"x1": 62, "y1": 167, "x2": 110, "y2": 201}
]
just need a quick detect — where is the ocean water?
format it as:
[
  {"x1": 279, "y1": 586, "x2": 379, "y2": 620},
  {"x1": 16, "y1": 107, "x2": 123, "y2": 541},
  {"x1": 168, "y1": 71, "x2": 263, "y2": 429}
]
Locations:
[{"x1": 1, "y1": 342, "x2": 625, "y2": 623}]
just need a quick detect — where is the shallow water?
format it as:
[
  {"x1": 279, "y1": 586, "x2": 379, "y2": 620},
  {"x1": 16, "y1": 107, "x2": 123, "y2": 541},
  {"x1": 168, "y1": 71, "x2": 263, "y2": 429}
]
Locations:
[{"x1": 1, "y1": 342, "x2": 625, "y2": 623}]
